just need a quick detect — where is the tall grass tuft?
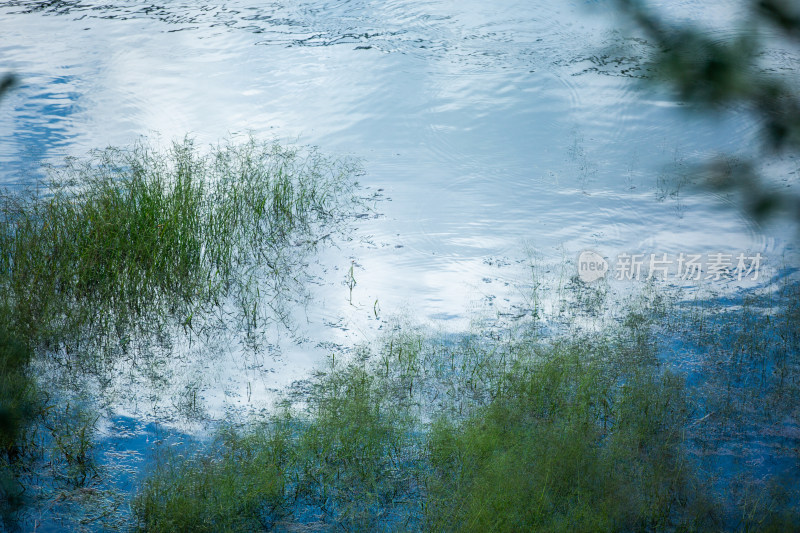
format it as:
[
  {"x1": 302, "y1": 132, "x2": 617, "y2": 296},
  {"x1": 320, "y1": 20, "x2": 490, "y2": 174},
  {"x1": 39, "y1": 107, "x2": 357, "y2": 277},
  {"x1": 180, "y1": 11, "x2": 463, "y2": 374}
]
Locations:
[
  {"x1": 132, "y1": 312, "x2": 720, "y2": 532},
  {"x1": 0, "y1": 136, "x2": 361, "y2": 529},
  {"x1": 0, "y1": 137, "x2": 360, "y2": 356},
  {"x1": 424, "y1": 344, "x2": 708, "y2": 532}
]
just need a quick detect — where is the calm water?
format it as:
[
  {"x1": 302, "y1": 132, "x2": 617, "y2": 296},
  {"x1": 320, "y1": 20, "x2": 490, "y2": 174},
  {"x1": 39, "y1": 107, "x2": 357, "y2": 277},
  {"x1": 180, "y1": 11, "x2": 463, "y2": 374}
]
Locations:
[{"x1": 1, "y1": 0, "x2": 796, "y2": 411}]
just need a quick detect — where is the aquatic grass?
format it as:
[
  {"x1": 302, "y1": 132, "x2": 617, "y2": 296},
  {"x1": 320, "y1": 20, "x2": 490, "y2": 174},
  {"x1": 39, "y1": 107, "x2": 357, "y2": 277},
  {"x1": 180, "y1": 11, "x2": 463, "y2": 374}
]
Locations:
[
  {"x1": 134, "y1": 421, "x2": 292, "y2": 532},
  {"x1": 656, "y1": 279, "x2": 800, "y2": 528},
  {"x1": 424, "y1": 349, "x2": 708, "y2": 532},
  {"x1": 2, "y1": 392, "x2": 126, "y2": 532},
  {"x1": 0, "y1": 136, "x2": 360, "y2": 356},
  {"x1": 664, "y1": 281, "x2": 800, "y2": 433},
  {"x1": 134, "y1": 360, "x2": 423, "y2": 532},
  {"x1": 129, "y1": 267, "x2": 800, "y2": 532},
  {"x1": 41, "y1": 401, "x2": 100, "y2": 488},
  {"x1": 2, "y1": 139, "x2": 795, "y2": 533},
  {"x1": 133, "y1": 305, "x2": 720, "y2": 532},
  {"x1": 0, "y1": 323, "x2": 123, "y2": 531},
  {"x1": 0, "y1": 136, "x2": 361, "y2": 530},
  {"x1": 294, "y1": 359, "x2": 422, "y2": 530}
]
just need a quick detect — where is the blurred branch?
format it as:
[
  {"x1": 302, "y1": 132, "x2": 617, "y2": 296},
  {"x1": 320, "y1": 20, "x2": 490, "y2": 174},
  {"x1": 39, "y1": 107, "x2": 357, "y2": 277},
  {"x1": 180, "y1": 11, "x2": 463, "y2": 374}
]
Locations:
[
  {"x1": 757, "y1": 0, "x2": 800, "y2": 41},
  {"x1": 0, "y1": 74, "x2": 16, "y2": 100},
  {"x1": 613, "y1": 0, "x2": 800, "y2": 223}
]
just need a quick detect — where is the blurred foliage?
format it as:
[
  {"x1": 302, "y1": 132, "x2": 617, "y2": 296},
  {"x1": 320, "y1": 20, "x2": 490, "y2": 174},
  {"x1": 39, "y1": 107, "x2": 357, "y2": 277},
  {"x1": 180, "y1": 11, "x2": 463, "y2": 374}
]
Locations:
[
  {"x1": 0, "y1": 73, "x2": 15, "y2": 100},
  {"x1": 615, "y1": 0, "x2": 800, "y2": 222},
  {"x1": 0, "y1": 328, "x2": 37, "y2": 530},
  {"x1": 0, "y1": 72, "x2": 33, "y2": 530}
]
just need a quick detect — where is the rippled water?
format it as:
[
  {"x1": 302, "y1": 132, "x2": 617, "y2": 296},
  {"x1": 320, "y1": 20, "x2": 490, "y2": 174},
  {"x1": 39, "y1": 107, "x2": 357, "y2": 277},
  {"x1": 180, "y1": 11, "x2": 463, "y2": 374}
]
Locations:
[{"x1": 1, "y1": 0, "x2": 796, "y2": 405}]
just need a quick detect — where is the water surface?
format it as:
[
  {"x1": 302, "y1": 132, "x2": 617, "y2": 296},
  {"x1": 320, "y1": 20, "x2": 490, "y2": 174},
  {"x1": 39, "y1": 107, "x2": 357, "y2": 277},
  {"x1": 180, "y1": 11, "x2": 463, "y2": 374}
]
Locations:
[{"x1": 0, "y1": 0, "x2": 795, "y2": 411}]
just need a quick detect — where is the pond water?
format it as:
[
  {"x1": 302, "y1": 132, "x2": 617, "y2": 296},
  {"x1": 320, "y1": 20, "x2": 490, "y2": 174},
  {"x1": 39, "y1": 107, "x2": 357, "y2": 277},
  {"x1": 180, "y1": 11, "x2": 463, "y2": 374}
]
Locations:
[{"x1": 0, "y1": 0, "x2": 796, "y2": 423}]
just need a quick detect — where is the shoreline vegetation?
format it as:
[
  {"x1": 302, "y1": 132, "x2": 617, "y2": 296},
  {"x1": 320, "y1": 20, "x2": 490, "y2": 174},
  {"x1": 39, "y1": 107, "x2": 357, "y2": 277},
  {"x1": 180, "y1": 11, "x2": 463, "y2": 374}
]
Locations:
[{"x1": 0, "y1": 137, "x2": 798, "y2": 531}]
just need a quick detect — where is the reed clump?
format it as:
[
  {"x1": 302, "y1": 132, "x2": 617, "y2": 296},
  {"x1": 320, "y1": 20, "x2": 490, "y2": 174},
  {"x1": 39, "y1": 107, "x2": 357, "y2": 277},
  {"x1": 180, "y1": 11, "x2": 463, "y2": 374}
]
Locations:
[
  {"x1": 0, "y1": 136, "x2": 361, "y2": 529},
  {"x1": 0, "y1": 137, "x2": 360, "y2": 353},
  {"x1": 131, "y1": 265, "x2": 800, "y2": 532},
  {"x1": 132, "y1": 314, "x2": 718, "y2": 532}
]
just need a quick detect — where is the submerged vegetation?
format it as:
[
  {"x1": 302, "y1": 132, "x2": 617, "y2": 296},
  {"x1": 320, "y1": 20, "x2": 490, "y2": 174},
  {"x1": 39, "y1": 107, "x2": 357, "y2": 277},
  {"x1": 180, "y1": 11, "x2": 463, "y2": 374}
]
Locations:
[
  {"x1": 0, "y1": 137, "x2": 361, "y2": 529},
  {"x1": 131, "y1": 277, "x2": 800, "y2": 531},
  {"x1": 0, "y1": 328, "x2": 36, "y2": 525},
  {"x1": 0, "y1": 137, "x2": 360, "y2": 352},
  {"x1": 0, "y1": 136, "x2": 796, "y2": 531}
]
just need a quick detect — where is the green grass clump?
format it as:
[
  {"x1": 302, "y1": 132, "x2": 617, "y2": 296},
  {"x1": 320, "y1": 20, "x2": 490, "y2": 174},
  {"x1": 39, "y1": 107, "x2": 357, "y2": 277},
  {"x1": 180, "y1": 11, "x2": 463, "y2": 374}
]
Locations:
[
  {"x1": 134, "y1": 359, "x2": 422, "y2": 532},
  {"x1": 0, "y1": 137, "x2": 360, "y2": 354},
  {"x1": 424, "y1": 343, "x2": 709, "y2": 532},
  {"x1": 133, "y1": 424, "x2": 291, "y2": 532},
  {"x1": 294, "y1": 361, "x2": 422, "y2": 530},
  {"x1": 133, "y1": 315, "x2": 719, "y2": 532},
  {"x1": 0, "y1": 136, "x2": 360, "y2": 529}
]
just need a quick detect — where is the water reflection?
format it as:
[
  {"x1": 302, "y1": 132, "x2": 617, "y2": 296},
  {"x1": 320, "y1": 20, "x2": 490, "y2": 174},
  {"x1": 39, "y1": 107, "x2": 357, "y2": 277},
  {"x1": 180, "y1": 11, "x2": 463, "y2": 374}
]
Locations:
[{"x1": 0, "y1": 0, "x2": 790, "y2": 406}]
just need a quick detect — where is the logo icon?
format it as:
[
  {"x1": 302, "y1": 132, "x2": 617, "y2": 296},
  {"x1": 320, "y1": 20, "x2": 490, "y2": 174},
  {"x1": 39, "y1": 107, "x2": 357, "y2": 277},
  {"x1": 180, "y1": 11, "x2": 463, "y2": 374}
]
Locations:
[{"x1": 578, "y1": 251, "x2": 608, "y2": 282}]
